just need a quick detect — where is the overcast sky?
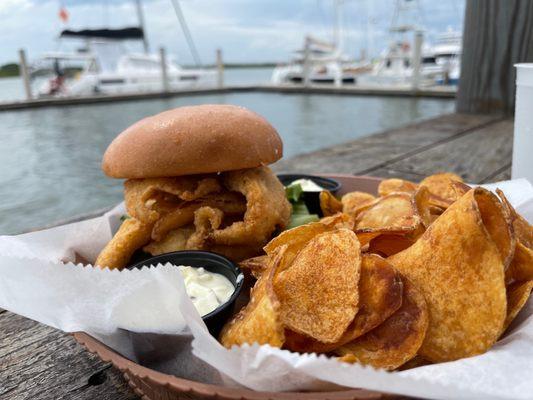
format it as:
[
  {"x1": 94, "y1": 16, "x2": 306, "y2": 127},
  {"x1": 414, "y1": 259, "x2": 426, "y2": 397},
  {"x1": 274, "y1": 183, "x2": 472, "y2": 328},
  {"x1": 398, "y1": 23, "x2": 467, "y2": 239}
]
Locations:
[{"x1": 1, "y1": 0, "x2": 465, "y2": 66}]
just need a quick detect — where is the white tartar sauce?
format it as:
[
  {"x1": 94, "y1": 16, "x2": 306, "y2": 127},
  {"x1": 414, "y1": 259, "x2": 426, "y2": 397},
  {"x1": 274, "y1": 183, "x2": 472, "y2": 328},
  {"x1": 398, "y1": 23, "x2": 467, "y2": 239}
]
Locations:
[
  {"x1": 179, "y1": 266, "x2": 235, "y2": 316},
  {"x1": 290, "y1": 178, "x2": 324, "y2": 192}
]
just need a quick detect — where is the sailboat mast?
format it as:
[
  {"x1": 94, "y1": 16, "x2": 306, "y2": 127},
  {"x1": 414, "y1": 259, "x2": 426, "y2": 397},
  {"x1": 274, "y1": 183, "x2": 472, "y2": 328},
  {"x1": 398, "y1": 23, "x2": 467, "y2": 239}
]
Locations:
[
  {"x1": 170, "y1": 0, "x2": 202, "y2": 67},
  {"x1": 333, "y1": 0, "x2": 343, "y2": 52},
  {"x1": 134, "y1": 0, "x2": 149, "y2": 53}
]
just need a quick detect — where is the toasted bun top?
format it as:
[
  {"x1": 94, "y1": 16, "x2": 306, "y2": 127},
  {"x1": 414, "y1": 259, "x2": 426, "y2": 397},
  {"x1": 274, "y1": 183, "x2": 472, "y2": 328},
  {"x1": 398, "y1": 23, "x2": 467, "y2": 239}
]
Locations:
[{"x1": 102, "y1": 104, "x2": 283, "y2": 178}]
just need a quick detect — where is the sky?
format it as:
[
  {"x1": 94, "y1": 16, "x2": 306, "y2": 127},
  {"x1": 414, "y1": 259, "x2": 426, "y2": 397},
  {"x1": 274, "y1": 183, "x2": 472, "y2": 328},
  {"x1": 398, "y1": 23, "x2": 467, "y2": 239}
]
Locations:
[{"x1": 0, "y1": 0, "x2": 465, "y2": 66}]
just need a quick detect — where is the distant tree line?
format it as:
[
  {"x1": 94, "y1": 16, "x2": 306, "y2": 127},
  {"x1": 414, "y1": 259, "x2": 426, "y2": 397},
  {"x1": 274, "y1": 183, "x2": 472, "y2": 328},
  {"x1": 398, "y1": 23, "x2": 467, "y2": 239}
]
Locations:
[{"x1": 0, "y1": 63, "x2": 19, "y2": 78}]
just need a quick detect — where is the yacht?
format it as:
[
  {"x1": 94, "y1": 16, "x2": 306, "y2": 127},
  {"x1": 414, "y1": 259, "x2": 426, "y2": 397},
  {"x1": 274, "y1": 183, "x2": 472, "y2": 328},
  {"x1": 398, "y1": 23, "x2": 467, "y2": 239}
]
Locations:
[
  {"x1": 33, "y1": 27, "x2": 216, "y2": 97},
  {"x1": 271, "y1": 36, "x2": 371, "y2": 86}
]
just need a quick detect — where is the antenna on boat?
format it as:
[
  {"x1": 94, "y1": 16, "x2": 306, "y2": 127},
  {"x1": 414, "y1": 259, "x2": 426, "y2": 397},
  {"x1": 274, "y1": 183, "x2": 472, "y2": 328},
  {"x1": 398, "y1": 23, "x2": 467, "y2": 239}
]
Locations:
[
  {"x1": 170, "y1": 0, "x2": 202, "y2": 67},
  {"x1": 134, "y1": 0, "x2": 150, "y2": 53}
]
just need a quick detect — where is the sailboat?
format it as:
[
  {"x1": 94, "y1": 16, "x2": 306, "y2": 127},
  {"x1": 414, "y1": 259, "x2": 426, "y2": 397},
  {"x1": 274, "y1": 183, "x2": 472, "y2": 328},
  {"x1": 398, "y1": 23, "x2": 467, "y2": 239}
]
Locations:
[{"x1": 32, "y1": 0, "x2": 216, "y2": 97}]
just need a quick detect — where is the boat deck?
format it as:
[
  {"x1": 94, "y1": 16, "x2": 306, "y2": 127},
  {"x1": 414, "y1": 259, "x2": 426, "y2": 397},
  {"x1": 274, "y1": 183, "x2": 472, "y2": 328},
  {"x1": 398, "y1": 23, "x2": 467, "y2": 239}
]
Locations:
[
  {"x1": 0, "y1": 84, "x2": 456, "y2": 111},
  {"x1": 0, "y1": 112, "x2": 513, "y2": 399}
]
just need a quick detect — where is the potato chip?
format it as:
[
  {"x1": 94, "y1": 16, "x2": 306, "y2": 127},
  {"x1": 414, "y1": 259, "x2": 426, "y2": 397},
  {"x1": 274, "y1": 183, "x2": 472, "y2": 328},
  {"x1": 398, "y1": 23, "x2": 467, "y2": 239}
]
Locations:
[
  {"x1": 418, "y1": 172, "x2": 464, "y2": 207},
  {"x1": 239, "y1": 255, "x2": 269, "y2": 279},
  {"x1": 95, "y1": 218, "x2": 153, "y2": 269},
  {"x1": 503, "y1": 280, "x2": 533, "y2": 332},
  {"x1": 353, "y1": 193, "x2": 423, "y2": 246},
  {"x1": 264, "y1": 213, "x2": 353, "y2": 273},
  {"x1": 506, "y1": 242, "x2": 533, "y2": 285},
  {"x1": 284, "y1": 254, "x2": 403, "y2": 353},
  {"x1": 396, "y1": 355, "x2": 432, "y2": 371},
  {"x1": 336, "y1": 276, "x2": 428, "y2": 370},
  {"x1": 413, "y1": 186, "x2": 433, "y2": 228},
  {"x1": 220, "y1": 248, "x2": 286, "y2": 348},
  {"x1": 368, "y1": 234, "x2": 415, "y2": 257},
  {"x1": 388, "y1": 188, "x2": 508, "y2": 362},
  {"x1": 274, "y1": 229, "x2": 361, "y2": 343},
  {"x1": 341, "y1": 191, "x2": 376, "y2": 218},
  {"x1": 378, "y1": 178, "x2": 418, "y2": 197},
  {"x1": 319, "y1": 190, "x2": 343, "y2": 217},
  {"x1": 497, "y1": 189, "x2": 533, "y2": 249},
  {"x1": 355, "y1": 193, "x2": 421, "y2": 232}
]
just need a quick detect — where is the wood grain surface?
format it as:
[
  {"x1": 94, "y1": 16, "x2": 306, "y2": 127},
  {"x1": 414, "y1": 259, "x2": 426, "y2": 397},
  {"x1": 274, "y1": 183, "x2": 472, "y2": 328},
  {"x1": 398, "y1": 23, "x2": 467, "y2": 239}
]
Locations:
[{"x1": 0, "y1": 112, "x2": 513, "y2": 399}]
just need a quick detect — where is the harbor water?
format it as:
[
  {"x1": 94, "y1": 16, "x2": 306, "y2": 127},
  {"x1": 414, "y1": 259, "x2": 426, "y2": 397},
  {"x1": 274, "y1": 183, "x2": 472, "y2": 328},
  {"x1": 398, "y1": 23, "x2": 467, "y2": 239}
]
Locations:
[{"x1": 0, "y1": 71, "x2": 454, "y2": 234}]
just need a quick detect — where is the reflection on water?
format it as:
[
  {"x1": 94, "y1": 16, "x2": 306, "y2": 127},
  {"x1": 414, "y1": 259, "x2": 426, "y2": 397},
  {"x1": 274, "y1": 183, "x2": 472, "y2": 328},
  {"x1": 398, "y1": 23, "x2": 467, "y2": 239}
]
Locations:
[{"x1": 0, "y1": 92, "x2": 454, "y2": 234}]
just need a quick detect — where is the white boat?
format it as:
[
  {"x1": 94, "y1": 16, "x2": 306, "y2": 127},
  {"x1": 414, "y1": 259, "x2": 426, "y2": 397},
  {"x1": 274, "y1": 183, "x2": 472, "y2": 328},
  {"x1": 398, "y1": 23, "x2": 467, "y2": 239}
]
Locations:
[
  {"x1": 359, "y1": 1, "x2": 461, "y2": 87},
  {"x1": 427, "y1": 29, "x2": 462, "y2": 85},
  {"x1": 33, "y1": 28, "x2": 216, "y2": 97},
  {"x1": 271, "y1": 0, "x2": 372, "y2": 86},
  {"x1": 271, "y1": 36, "x2": 372, "y2": 86}
]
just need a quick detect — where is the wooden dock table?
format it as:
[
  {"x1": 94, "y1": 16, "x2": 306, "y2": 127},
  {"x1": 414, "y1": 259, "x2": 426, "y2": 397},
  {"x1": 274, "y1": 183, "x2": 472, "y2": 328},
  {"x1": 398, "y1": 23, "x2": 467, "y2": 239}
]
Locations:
[{"x1": 0, "y1": 113, "x2": 514, "y2": 399}]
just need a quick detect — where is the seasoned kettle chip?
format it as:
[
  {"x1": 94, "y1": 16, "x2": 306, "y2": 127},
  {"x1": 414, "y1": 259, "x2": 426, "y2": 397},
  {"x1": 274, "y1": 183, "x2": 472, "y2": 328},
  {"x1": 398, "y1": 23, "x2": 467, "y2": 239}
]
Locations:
[
  {"x1": 220, "y1": 248, "x2": 286, "y2": 348},
  {"x1": 503, "y1": 280, "x2": 533, "y2": 332},
  {"x1": 336, "y1": 276, "x2": 428, "y2": 370},
  {"x1": 284, "y1": 254, "x2": 403, "y2": 353},
  {"x1": 274, "y1": 229, "x2": 361, "y2": 343},
  {"x1": 95, "y1": 218, "x2": 153, "y2": 270},
  {"x1": 506, "y1": 242, "x2": 533, "y2": 285},
  {"x1": 418, "y1": 172, "x2": 465, "y2": 207},
  {"x1": 239, "y1": 255, "x2": 269, "y2": 280},
  {"x1": 355, "y1": 193, "x2": 421, "y2": 232},
  {"x1": 413, "y1": 186, "x2": 434, "y2": 228},
  {"x1": 368, "y1": 234, "x2": 415, "y2": 257},
  {"x1": 388, "y1": 188, "x2": 509, "y2": 362},
  {"x1": 497, "y1": 189, "x2": 533, "y2": 249},
  {"x1": 319, "y1": 190, "x2": 343, "y2": 217},
  {"x1": 378, "y1": 178, "x2": 418, "y2": 197},
  {"x1": 264, "y1": 213, "x2": 353, "y2": 273},
  {"x1": 341, "y1": 191, "x2": 376, "y2": 218}
]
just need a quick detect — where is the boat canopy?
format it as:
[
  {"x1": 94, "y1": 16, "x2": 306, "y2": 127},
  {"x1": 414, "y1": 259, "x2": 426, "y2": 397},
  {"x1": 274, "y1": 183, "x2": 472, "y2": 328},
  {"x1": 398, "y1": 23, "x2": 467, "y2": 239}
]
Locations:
[{"x1": 60, "y1": 27, "x2": 144, "y2": 40}]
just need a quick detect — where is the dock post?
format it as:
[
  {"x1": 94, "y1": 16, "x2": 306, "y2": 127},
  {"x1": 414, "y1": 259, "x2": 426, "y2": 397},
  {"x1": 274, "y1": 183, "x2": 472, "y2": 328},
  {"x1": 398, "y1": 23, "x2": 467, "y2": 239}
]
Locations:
[
  {"x1": 303, "y1": 36, "x2": 311, "y2": 87},
  {"x1": 159, "y1": 47, "x2": 169, "y2": 93},
  {"x1": 216, "y1": 48, "x2": 224, "y2": 88},
  {"x1": 18, "y1": 49, "x2": 32, "y2": 100},
  {"x1": 411, "y1": 30, "x2": 423, "y2": 90}
]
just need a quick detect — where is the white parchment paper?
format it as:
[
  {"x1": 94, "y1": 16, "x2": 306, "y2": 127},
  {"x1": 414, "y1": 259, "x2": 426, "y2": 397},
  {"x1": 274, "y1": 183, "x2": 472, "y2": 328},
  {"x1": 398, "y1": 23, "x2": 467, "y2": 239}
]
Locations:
[{"x1": 0, "y1": 179, "x2": 532, "y2": 399}]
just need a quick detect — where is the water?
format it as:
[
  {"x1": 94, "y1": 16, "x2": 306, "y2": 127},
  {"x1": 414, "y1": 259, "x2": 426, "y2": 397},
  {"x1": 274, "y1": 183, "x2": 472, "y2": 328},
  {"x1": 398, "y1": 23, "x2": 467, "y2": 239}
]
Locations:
[{"x1": 0, "y1": 74, "x2": 454, "y2": 235}]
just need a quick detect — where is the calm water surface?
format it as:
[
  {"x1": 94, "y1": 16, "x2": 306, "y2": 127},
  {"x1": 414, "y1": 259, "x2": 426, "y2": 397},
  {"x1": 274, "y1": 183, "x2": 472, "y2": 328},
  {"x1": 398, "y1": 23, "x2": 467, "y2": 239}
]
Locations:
[{"x1": 0, "y1": 80, "x2": 454, "y2": 234}]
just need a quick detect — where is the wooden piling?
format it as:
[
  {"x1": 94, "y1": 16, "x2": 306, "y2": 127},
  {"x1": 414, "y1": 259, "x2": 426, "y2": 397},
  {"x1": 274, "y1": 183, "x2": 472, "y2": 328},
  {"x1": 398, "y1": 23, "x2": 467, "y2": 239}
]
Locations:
[
  {"x1": 411, "y1": 31, "x2": 423, "y2": 90},
  {"x1": 159, "y1": 47, "x2": 169, "y2": 92},
  {"x1": 18, "y1": 49, "x2": 32, "y2": 100},
  {"x1": 216, "y1": 48, "x2": 224, "y2": 88}
]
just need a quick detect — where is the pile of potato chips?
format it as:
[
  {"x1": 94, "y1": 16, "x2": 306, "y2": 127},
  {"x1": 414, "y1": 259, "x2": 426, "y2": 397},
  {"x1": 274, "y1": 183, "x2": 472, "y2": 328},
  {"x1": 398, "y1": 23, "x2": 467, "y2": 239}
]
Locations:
[{"x1": 220, "y1": 173, "x2": 533, "y2": 370}]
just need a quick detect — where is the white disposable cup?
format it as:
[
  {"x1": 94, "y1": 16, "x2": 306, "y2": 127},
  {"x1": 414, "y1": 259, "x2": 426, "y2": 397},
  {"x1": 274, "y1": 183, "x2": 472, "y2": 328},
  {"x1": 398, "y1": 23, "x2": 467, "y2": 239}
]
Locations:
[{"x1": 512, "y1": 64, "x2": 533, "y2": 182}]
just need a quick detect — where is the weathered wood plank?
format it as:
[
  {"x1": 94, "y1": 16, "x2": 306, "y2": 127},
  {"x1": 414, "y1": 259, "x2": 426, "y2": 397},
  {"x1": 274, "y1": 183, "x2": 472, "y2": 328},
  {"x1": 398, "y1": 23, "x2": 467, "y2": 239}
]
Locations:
[
  {"x1": 481, "y1": 165, "x2": 512, "y2": 183},
  {"x1": 383, "y1": 120, "x2": 513, "y2": 183},
  {"x1": 273, "y1": 113, "x2": 504, "y2": 175},
  {"x1": 0, "y1": 311, "x2": 136, "y2": 400},
  {"x1": 457, "y1": 0, "x2": 533, "y2": 114}
]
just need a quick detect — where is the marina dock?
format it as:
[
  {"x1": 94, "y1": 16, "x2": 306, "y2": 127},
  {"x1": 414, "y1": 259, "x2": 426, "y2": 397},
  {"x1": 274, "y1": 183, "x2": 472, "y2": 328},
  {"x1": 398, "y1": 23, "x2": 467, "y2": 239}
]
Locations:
[
  {"x1": 0, "y1": 84, "x2": 456, "y2": 112},
  {"x1": 0, "y1": 112, "x2": 512, "y2": 400}
]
